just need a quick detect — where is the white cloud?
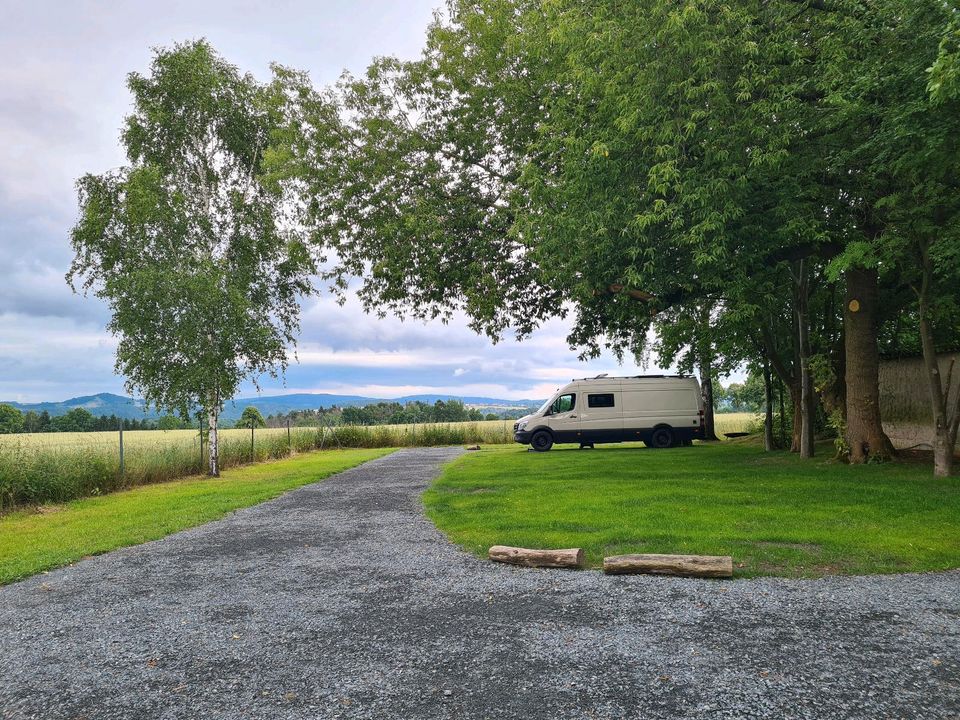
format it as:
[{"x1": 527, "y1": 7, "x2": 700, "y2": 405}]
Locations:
[
  {"x1": 292, "y1": 346, "x2": 477, "y2": 368},
  {"x1": 278, "y1": 382, "x2": 542, "y2": 401}
]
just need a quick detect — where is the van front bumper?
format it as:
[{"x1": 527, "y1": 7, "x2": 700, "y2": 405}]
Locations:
[{"x1": 514, "y1": 430, "x2": 533, "y2": 444}]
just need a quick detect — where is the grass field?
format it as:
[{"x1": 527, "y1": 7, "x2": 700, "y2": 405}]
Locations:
[
  {"x1": 424, "y1": 440, "x2": 960, "y2": 578},
  {"x1": 0, "y1": 447, "x2": 393, "y2": 585},
  {"x1": 712, "y1": 412, "x2": 756, "y2": 436}
]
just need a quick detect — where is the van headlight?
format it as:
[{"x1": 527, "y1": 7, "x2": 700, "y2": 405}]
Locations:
[{"x1": 515, "y1": 420, "x2": 527, "y2": 431}]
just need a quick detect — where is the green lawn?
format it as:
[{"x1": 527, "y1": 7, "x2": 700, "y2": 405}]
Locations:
[
  {"x1": 424, "y1": 442, "x2": 960, "y2": 578},
  {"x1": 0, "y1": 447, "x2": 393, "y2": 585}
]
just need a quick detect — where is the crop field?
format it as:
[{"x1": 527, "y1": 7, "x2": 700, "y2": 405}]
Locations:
[
  {"x1": 0, "y1": 420, "x2": 517, "y2": 452},
  {"x1": 713, "y1": 412, "x2": 757, "y2": 436},
  {"x1": 0, "y1": 420, "x2": 514, "y2": 510},
  {"x1": 0, "y1": 414, "x2": 755, "y2": 511}
]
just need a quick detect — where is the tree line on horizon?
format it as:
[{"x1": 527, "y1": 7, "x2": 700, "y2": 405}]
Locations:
[
  {"x1": 66, "y1": 1, "x2": 960, "y2": 475},
  {"x1": 0, "y1": 398, "x2": 535, "y2": 434},
  {"x1": 0, "y1": 383, "x2": 764, "y2": 435},
  {"x1": 0, "y1": 405, "x2": 194, "y2": 434},
  {"x1": 265, "y1": 399, "x2": 518, "y2": 428}
]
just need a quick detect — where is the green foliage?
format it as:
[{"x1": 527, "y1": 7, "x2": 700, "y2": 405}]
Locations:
[
  {"x1": 0, "y1": 405, "x2": 23, "y2": 435},
  {"x1": 314, "y1": 399, "x2": 517, "y2": 426},
  {"x1": 723, "y1": 373, "x2": 766, "y2": 414},
  {"x1": 49, "y1": 408, "x2": 95, "y2": 433},
  {"x1": 67, "y1": 41, "x2": 315, "y2": 442},
  {"x1": 808, "y1": 354, "x2": 838, "y2": 400},
  {"x1": 426, "y1": 443, "x2": 960, "y2": 578},
  {"x1": 157, "y1": 415, "x2": 189, "y2": 430},
  {"x1": 828, "y1": 409, "x2": 851, "y2": 460},
  {"x1": 265, "y1": 8, "x2": 559, "y2": 342},
  {"x1": 928, "y1": 16, "x2": 960, "y2": 103},
  {"x1": 239, "y1": 406, "x2": 266, "y2": 429},
  {"x1": 266, "y1": 0, "x2": 960, "y2": 418},
  {"x1": 21, "y1": 411, "x2": 49, "y2": 433}
]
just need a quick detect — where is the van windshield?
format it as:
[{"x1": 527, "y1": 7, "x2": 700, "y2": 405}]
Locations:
[{"x1": 536, "y1": 397, "x2": 554, "y2": 415}]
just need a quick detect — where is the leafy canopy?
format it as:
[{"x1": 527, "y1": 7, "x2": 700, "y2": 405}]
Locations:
[
  {"x1": 0, "y1": 405, "x2": 24, "y2": 435},
  {"x1": 240, "y1": 406, "x2": 266, "y2": 428}
]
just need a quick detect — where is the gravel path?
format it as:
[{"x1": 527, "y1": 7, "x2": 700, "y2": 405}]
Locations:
[{"x1": 1, "y1": 447, "x2": 958, "y2": 720}]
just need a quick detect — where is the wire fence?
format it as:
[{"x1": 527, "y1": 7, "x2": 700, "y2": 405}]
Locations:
[{"x1": 0, "y1": 420, "x2": 516, "y2": 510}]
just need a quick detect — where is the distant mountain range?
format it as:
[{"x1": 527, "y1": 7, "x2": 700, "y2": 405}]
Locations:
[{"x1": 2, "y1": 392, "x2": 541, "y2": 422}]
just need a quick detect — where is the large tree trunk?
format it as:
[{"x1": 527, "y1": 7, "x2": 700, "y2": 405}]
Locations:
[
  {"x1": 843, "y1": 267, "x2": 896, "y2": 463},
  {"x1": 763, "y1": 357, "x2": 775, "y2": 452},
  {"x1": 207, "y1": 407, "x2": 220, "y2": 477},
  {"x1": 917, "y1": 245, "x2": 960, "y2": 477}
]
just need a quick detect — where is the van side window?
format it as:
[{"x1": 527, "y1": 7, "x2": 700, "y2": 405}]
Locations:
[
  {"x1": 587, "y1": 393, "x2": 615, "y2": 408},
  {"x1": 552, "y1": 393, "x2": 576, "y2": 414}
]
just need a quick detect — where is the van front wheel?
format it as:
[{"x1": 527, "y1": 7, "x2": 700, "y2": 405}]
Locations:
[
  {"x1": 531, "y1": 431, "x2": 554, "y2": 452},
  {"x1": 649, "y1": 427, "x2": 675, "y2": 449}
]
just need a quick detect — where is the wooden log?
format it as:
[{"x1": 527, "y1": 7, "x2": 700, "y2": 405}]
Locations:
[
  {"x1": 603, "y1": 553, "x2": 733, "y2": 578},
  {"x1": 488, "y1": 545, "x2": 585, "y2": 569}
]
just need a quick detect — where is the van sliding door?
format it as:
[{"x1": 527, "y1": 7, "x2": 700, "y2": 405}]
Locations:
[{"x1": 580, "y1": 391, "x2": 623, "y2": 443}]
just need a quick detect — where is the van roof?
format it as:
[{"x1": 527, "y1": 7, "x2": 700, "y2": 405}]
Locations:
[{"x1": 573, "y1": 374, "x2": 692, "y2": 381}]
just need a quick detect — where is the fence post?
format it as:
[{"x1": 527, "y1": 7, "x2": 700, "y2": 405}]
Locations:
[
  {"x1": 119, "y1": 419, "x2": 125, "y2": 477},
  {"x1": 199, "y1": 420, "x2": 204, "y2": 470},
  {"x1": 287, "y1": 418, "x2": 291, "y2": 454},
  {"x1": 250, "y1": 424, "x2": 255, "y2": 462}
]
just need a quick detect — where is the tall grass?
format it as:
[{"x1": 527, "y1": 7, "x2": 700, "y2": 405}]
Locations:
[{"x1": 0, "y1": 421, "x2": 514, "y2": 510}]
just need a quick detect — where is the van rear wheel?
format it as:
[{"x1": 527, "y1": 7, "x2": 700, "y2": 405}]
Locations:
[
  {"x1": 649, "y1": 427, "x2": 674, "y2": 449},
  {"x1": 531, "y1": 431, "x2": 554, "y2": 452}
]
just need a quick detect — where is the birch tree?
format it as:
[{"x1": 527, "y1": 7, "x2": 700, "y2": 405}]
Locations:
[{"x1": 68, "y1": 41, "x2": 314, "y2": 475}]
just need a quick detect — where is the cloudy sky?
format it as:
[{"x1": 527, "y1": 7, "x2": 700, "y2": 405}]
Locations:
[{"x1": 0, "y1": 0, "x2": 679, "y2": 404}]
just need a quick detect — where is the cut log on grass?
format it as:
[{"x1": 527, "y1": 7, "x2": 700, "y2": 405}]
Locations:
[
  {"x1": 603, "y1": 553, "x2": 733, "y2": 578},
  {"x1": 489, "y1": 545, "x2": 585, "y2": 569}
]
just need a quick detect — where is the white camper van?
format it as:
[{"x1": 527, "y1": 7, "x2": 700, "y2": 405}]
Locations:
[{"x1": 513, "y1": 375, "x2": 705, "y2": 451}]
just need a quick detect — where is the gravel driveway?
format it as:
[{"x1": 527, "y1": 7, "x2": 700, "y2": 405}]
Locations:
[{"x1": 1, "y1": 447, "x2": 958, "y2": 720}]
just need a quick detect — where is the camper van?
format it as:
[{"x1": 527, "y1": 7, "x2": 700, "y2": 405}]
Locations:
[{"x1": 513, "y1": 375, "x2": 705, "y2": 451}]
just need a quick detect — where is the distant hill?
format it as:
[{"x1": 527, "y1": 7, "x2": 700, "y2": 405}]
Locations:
[
  {"x1": 2, "y1": 392, "x2": 541, "y2": 422},
  {"x1": 1, "y1": 393, "x2": 152, "y2": 420}
]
